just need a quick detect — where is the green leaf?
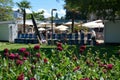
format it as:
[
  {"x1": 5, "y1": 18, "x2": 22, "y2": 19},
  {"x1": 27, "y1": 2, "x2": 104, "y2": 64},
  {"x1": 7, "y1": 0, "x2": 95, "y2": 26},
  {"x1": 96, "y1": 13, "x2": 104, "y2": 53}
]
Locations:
[{"x1": 10, "y1": 68, "x2": 16, "y2": 76}]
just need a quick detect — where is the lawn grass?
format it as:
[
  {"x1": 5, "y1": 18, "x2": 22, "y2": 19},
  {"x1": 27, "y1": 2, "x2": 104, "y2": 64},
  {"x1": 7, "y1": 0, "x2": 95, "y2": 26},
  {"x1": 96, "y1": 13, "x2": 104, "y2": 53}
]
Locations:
[
  {"x1": 0, "y1": 42, "x2": 120, "y2": 58},
  {"x1": 0, "y1": 42, "x2": 32, "y2": 50},
  {"x1": 0, "y1": 42, "x2": 55, "y2": 51}
]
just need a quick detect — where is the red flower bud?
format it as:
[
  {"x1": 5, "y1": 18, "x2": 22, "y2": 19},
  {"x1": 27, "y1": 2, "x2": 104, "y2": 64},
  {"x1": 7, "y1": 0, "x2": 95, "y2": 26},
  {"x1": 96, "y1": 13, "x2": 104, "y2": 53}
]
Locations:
[
  {"x1": 36, "y1": 53, "x2": 41, "y2": 58},
  {"x1": 23, "y1": 57, "x2": 27, "y2": 61},
  {"x1": 9, "y1": 53, "x2": 15, "y2": 59},
  {"x1": 57, "y1": 42, "x2": 62, "y2": 47},
  {"x1": 57, "y1": 46, "x2": 63, "y2": 51},
  {"x1": 80, "y1": 49, "x2": 84, "y2": 53},
  {"x1": 14, "y1": 53, "x2": 20, "y2": 59},
  {"x1": 3, "y1": 48, "x2": 9, "y2": 53},
  {"x1": 34, "y1": 45, "x2": 40, "y2": 50},
  {"x1": 44, "y1": 58, "x2": 48, "y2": 63},
  {"x1": 17, "y1": 73, "x2": 24, "y2": 80},
  {"x1": 24, "y1": 51, "x2": 30, "y2": 57},
  {"x1": 16, "y1": 60, "x2": 23, "y2": 65},
  {"x1": 4, "y1": 52, "x2": 9, "y2": 57},
  {"x1": 107, "y1": 64, "x2": 113, "y2": 70},
  {"x1": 30, "y1": 77, "x2": 36, "y2": 80},
  {"x1": 80, "y1": 45, "x2": 86, "y2": 50},
  {"x1": 19, "y1": 48, "x2": 26, "y2": 53}
]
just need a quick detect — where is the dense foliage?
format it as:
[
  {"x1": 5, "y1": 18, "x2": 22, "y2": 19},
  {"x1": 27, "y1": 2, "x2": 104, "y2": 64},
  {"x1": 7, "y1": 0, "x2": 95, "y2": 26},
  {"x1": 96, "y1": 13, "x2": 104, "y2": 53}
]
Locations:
[
  {"x1": 26, "y1": 11, "x2": 45, "y2": 21},
  {"x1": 64, "y1": 0, "x2": 120, "y2": 20},
  {"x1": 0, "y1": 43, "x2": 120, "y2": 80},
  {"x1": 0, "y1": 0, "x2": 13, "y2": 21},
  {"x1": 65, "y1": 10, "x2": 87, "y2": 20},
  {"x1": 16, "y1": 0, "x2": 31, "y2": 33},
  {"x1": 16, "y1": 0, "x2": 31, "y2": 11}
]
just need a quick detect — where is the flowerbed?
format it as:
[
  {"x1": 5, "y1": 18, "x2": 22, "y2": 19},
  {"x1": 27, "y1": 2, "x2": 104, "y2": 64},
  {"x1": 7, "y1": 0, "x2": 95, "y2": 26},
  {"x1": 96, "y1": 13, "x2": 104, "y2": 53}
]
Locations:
[{"x1": 0, "y1": 43, "x2": 120, "y2": 80}]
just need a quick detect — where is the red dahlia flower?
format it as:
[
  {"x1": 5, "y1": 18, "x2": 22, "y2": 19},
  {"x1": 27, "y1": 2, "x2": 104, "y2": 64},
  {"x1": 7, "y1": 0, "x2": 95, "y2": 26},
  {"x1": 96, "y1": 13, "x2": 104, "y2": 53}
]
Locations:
[
  {"x1": 57, "y1": 42, "x2": 62, "y2": 47},
  {"x1": 22, "y1": 57, "x2": 27, "y2": 60},
  {"x1": 15, "y1": 53, "x2": 20, "y2": 59},
  {"x1": 80, "y1": 49, "x2": 84, "y2": 53},
  {"x1": 80, "y1": 45, "x2": 86, "y2": 50},
  {"x1": 57, "y1": 46, "x2": 63, "y2": 51},
  {"x1": 19, "y1": 48, "x2": 26, "y2": 53},
  {"x1": 16, "y1": 60, "x2": 23, "y2": 65},
  {"x1": 24, "y1": 51, "x2": 30, "y2": 57},
  {"x1": 36, "y1": 53, "x2": 41, "y2": 58},
  {"x1": 34, "y1": 45, "x2": 40, "y2": 50},
  {"x1": 30, "y1": 78, "x2": 36, "y2": 80},
  {"x1": 3, "y1": 48, "x2": 9, "y2": 53},
  {"x1": 17, "y1": 73, "x2": 24, "y2": 80},
  {"x1": 9, "y1": 53, "x2": 15, "y2": 59},
  {"x1": 79, "y1": 45, "x2": 86, "y2": 53},
  {"x1": 4, "y1": 52, "x2": 9, "y2": 57},
  {"x1": 44, "y1": 58, "x2": 48, "y2": 63},
  {"x1": 107, "y1": 64, "x2": 113, "y2": 70}
]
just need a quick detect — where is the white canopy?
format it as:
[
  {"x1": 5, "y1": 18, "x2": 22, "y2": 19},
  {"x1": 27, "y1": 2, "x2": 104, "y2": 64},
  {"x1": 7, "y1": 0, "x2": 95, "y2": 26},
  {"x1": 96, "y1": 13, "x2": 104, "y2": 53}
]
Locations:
[
  {"x1": 59, "y1": 28, "x2": 68, "y2": 31},
  {"x1": 82, "y1": 20, "x2": 104, "y2": 28},
  {"x1": 37, "y1": 22, "x2": 51, "y2": 27},
  {"x1": 37, "y1": 22, "x2": 56, "y2": 28},
  {"x1": 92, "y1": 19, "x2": 103, "y2": 23},
  {"x1": 64, "y1": 21, "x2": 78, "y2": 25},
  {"x1": 38, "y1": 28, "x2": 45, "y2": 31},
  {"x1": 56, "y1": 25, "x2": 68, "y2": 29}
]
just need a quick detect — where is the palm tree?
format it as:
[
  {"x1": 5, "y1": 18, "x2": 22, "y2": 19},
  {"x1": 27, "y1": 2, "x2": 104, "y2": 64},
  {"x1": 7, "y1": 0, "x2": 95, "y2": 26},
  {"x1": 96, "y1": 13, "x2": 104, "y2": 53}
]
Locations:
[{"x1": 16, "y1": 0, "x2": 31, "y2": 33}]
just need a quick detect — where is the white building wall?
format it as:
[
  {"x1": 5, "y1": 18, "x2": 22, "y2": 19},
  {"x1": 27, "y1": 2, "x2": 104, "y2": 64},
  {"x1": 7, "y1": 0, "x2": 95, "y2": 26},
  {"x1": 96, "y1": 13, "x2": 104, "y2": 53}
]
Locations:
[
  {"x1": 104, "y1": 20, "x2": 120, "y2": 43},
  {"x1": 8, "y1": 24, "x2": 18, "y2": 42},
  {"x1": 0, "y1": 21, "x2": 18, "y2": 42},
  {"x1": 0, "y1": 24, "x2": 9, "y2": 41}
]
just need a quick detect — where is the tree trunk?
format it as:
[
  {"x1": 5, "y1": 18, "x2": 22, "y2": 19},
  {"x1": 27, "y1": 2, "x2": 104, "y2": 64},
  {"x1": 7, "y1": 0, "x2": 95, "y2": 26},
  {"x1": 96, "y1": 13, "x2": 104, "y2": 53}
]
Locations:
[
  {"x1": 23, "y1": 9, "x2": 26, "y2": 33},
  {"x1": 71, "y1": 12, "x2": 75, "y2": 33}
]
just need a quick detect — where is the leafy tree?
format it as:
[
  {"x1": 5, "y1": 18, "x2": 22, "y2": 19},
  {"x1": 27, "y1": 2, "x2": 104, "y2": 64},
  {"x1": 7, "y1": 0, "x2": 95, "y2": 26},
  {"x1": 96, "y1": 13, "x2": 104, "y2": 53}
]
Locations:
[
  {"x1": 32, "y1": 11, "x2": 44, "y2": 20},
  {"x1": 65, "y1": 10, "x2": 87, "y2": 20},
  {"x1": 26, "y1": 11, "x2": 45, "y2": 21},
  {"x1": 63, "y1": 0, "x2": 79, "y2": 32},
  {"x1": 63, "y1": 0, "x2": 120, "y2": 21},
  {"x1": 16, "y1": 0, "x2": 31, "y2": 33},
  {"x1": 0, "y1": 0, "x2": 13, "y2": 21},
  {"x1": 61, "y1": 0, "x2": 120, "y2": 32}
]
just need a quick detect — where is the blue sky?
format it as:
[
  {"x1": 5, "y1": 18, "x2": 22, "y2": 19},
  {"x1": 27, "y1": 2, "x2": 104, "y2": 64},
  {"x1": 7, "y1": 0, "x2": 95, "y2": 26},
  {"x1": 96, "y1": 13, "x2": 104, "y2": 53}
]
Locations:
[{"x1": 13, "y1": 0, "x2": 66, "y2": 18}]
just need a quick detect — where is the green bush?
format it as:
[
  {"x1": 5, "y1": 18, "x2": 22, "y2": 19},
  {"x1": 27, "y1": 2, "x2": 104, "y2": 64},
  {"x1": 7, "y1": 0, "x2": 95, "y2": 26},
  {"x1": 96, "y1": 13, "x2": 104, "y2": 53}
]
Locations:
[{"x1": 0, "y1": 43, "x2": 120, "y2": 80}]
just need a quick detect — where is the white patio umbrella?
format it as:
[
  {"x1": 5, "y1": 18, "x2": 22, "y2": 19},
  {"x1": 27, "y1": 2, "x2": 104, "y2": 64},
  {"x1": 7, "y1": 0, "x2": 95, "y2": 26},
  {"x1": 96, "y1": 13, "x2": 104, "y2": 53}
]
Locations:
[
  {"x1": 37, "y1": 22, "x2": 51, "y2": 27},
  {"x1": 59, "y1": 28, "x2": 68, "y2": 31},
  {"x1": 38, "y1": 28, "x2": 45, "y2": 31},
  {"x1": 92, "y1": 19, "x2": 103, "y2": 23},
  {"x1": 38, "y1": 22, "x2": 56, "y2": 29},
  {"x1": 82, "y1": 21, "x2": 104, "y2": 28},
  {"x1": 64, "y1": 21, "x2": 78, "y2": 25},
  {"x1": 65, "y1": 21, "x2": 72, "y2": 25},
  {"x1": 56, "y1": 25, "x2": 68, "y2": 29}
]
